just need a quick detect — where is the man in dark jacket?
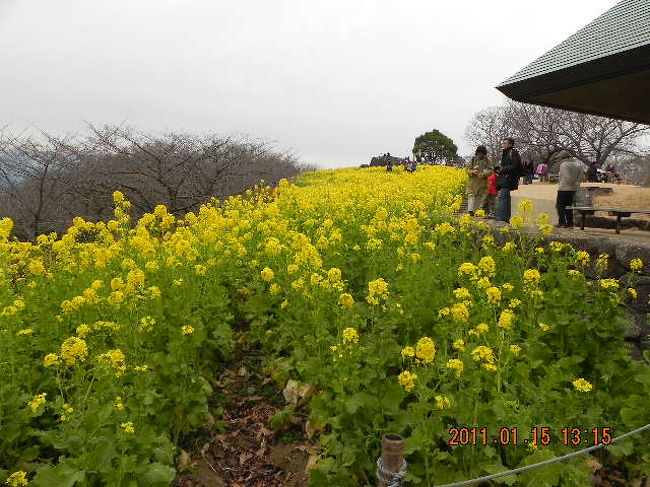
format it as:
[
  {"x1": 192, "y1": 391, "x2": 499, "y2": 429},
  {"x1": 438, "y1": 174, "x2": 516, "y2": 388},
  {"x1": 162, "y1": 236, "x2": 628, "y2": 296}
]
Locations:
[{"x1": 495, "y1": 137, "x2": 522, "y2": 223}]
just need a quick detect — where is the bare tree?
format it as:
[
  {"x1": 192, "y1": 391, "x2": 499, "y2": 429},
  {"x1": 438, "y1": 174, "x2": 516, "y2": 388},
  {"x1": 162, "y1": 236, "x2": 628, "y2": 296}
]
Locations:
[
  {"x1": 0, "y1": 123, "x2": 311, "y2": 240},
  {"x1": 465, "y1": 101, "x2": 650, "y2": 166},
  {"x1": 0, "y1": 131, "x2": 82, "y2": 239}
]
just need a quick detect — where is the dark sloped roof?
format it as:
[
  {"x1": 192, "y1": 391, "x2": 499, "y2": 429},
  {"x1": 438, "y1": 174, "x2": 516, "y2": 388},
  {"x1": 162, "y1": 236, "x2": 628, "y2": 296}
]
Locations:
[
  {"x1": 499, "y1": 0, "x2": 650, "y2": 86},
  {"x1": 496, "y1": 0, "x2": 650, "y2": 124}
]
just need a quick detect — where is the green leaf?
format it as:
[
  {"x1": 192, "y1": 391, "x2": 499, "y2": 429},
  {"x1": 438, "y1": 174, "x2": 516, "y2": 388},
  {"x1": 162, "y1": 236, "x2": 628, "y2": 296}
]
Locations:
[
  {"x1": 33, "y1": 464, "x2": 85, "y2": 487},
  {"x1": 518, "y1": 450, "x2": 563, "y2": 487},
  {"x1": 138, "y1": 462, "x2": 176, "y2": 485}
]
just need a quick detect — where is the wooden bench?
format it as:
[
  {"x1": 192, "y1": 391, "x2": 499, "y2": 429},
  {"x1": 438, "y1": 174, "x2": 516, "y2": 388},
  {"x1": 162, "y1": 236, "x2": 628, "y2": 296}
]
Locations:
[{"x1": 567, "y1": 206, "x2": 650, "y2": 234}]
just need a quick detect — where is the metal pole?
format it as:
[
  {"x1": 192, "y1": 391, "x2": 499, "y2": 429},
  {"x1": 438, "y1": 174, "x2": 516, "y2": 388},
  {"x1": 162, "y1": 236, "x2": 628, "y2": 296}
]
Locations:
[{"x1": 377, "y1": 434, "x2": 406, "y2": 487}]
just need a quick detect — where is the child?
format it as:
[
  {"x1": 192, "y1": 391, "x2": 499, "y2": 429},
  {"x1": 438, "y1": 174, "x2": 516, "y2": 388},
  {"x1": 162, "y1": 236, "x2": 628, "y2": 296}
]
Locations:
[{"x1": 485, "y1": 169, "x2": 499, "y2": 218}]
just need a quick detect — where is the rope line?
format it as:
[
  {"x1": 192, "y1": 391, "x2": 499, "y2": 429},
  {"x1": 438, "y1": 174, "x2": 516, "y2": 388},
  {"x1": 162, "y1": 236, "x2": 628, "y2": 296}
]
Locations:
[
  {"x1": 377, "y1": 458, "x2": 408, "y2": 487},
  {"x1": 432, "y1": 423, "x2": 650, "y2": 487}
]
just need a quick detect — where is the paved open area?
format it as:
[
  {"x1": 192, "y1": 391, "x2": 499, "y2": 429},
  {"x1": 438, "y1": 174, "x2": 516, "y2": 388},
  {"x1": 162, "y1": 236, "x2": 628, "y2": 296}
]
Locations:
[{"x1": 511, "y1": 181, "x2": 650, "y2": 239}]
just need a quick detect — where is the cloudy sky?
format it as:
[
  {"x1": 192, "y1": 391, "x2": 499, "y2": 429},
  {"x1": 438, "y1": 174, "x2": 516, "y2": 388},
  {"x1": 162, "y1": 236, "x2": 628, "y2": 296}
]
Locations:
[{"x1": 1, "y1": 0, "x2": 616, "y2": 168}]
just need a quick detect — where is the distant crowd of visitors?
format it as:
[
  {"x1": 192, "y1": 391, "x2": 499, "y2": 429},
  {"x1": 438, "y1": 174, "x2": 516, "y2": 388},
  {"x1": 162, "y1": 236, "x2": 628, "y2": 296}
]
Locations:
[
  {"x1": 379, "y1": 141, "x2": 619, "y2": 228},
  {"x1": 465, "y1": 138, "x2": 597, "y2": 227}
]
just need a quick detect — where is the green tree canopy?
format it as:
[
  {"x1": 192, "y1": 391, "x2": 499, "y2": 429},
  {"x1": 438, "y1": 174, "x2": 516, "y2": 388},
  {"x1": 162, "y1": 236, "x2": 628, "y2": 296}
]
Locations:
[{"x1": 412, "y1": 129, "x2": 458, "y2": 164}]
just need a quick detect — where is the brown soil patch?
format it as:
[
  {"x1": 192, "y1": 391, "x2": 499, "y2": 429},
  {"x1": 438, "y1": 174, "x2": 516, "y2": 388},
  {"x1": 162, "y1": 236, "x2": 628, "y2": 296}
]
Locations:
[
  {"x1": 176, "y1": 341, "x2": 314, "y2": 487},
  {"x1": 593, "y1": 185, "x2": 650, "y2": 221}
]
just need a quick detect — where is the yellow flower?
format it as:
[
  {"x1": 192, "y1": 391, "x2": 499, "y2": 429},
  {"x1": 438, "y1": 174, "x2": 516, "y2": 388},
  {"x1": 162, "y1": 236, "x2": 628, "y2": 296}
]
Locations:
[
  {"x1": 43, "y1": 353, "x2": 60, "y2": 367},
  {"x1": 434, "y1": 395, "x2": 451, "y2": 409},
  {"x1": 195, "y1": 264, "x2": 207, "y2": 276},
  {"x1": 523, "y1": 269, "x2": 541, "y2": 283},
  {"x1": 60, "y1": 337, "x2": 89, "y2": 365},
  {"x1": 342, "y1": 327, "x2": 359, "y2": 344},
  {"x1": 452, "y1": 339, "x2": 465, "y2": 352},
  {"x1": 518, "y1": 199, "x2": 533, "y2": 215},
  {"x1": 502, "y1": 242, "x2": 517, "y2": 252},
  {"x1": 486, "y1": 287, "x2": 501, "y2": 304},
  {"x1": 568, "y1": 269, "x2": 582, "y2": 277},
  {"x1": 366, "y1": 278, "x2": 389, "y2": 305},
  {"x1": 595, "y1": 253, "x2": 609, "y2": 269},
  {"x1": 476, "y1": 322, "x2": 489, "y2": 334},
  {"x1": 75, "y1": 324, "x2": 91, "y2": 337},
  {"x1": 474, "y1": 209, "x2": 486, "y2": 218},
  {"x1": 458, "y1": 262, "x2": 477, "y2": 277},
  {"x1": 629, "y1": 258, "x2": 643, "y2": 272},
  {"x1": 338, "y1": 293, "x2": 355, "y2": 309},
  {"x1": 482, "y1": 363, "x2": 498, "y2": 372},
  {"x1": 401, "y1": 346, "x2": 415, "y2": 359},
  {"x1": 59, "y1": 403, "x2": 74, "y2": 421},
  {"x1": 572, "y1": 378, "x2": 593, "y2": 392},
  {"x1": 482, "y1": 235, "x2": 495, "y2": 246},
  {"x1": 27, "y1": 393, "x2": 47, "y2": 413},
  {"x1": 16, "y1": 329, "x2": 34, "y2": 336},
  {"x1": 434, "y1": 222, "x2": 455, "y2": 234},
  {"x1": 539, "y1": 224, "x2": 553, "y2": 235},
  {"x1": 121, "y1": 421, "x2": 135, "y2": 434},
  {"x1": 576, "y1": 251, "x2": 590, "y2": 265},
  {"x1": 497, "y1": 309, "x2": 515, "y2": 330},
  {"x1": 450, "y1": 302, "x2": 470, "y2": 323},
  {"x1": 147, "y1": 286, "x2": 162, "y2": 298},
  {"x1": 471, "y1": 346, "x2": 495, "y2": 363},
  {"x1": 260, "y1": 267, "x2": 275, "y2": 282},
  {"x1": 447, "y1": 359, "x2": 464, "y2": 378},
  {"x1": 627, "y1": 288, "x2": 638, "y2": 299},
  {"x1": 181, "y1": 325, "x2": 195, "y2": 335},
  {"x1": 509, "y1": 344, "x2": 521, "y2": 355},
  {"x1": 508, "y1": 298, "x2": 521, "y2": 308},
  {"x1": 5, "y1": 471, "x2": 29, "y2": 487},
  {"x1": 134, "y1": 365, "x2": 150, "y2": 372},
  {"x1": 453, "y1": 287, "x2": 471, "y2": 300},
  {"x1": 598, "y1": 279, "x2": 619, "y2": 290},
  {"x1": 510, "y1": 216, "x2": 524, "y2": 229},
  {"x1": 397, "y1": 370, "x2": 417, "y2": 392},
  {"x1": 114, "y1": 396, "x2": 125, "y2": 411},
  {"x1": 538, "y1": 322, "x2": 550, "y2": 331},
  {"x1": 327, "y1": 268, "x2": 342, "y2": 282},
  {"x1": 478, "y1": 256, "x2": 496, "y2": 274},
  {"x1": 415, "y1": 337, "x2": 436, "y2": 364},
  {"x1": 113, "y1": 190, "x2": 125, "y2": 203},
  {"x1": 97, "y1": 349, "x2": 127, "y2": 377},
  {"x1": 139, "y1": 316, "x2": 156, "y2": 332}
]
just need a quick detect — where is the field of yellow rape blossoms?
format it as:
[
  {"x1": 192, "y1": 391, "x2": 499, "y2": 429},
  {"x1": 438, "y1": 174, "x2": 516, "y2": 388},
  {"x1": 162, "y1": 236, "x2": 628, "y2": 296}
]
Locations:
[{"x1": 1, "y1": 165, "x2": 649, "y2": 486}]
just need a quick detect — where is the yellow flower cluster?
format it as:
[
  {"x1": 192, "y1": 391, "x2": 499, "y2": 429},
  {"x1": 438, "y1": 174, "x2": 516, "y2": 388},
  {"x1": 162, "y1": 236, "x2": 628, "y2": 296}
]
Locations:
[
  {"x1": 97, "y1": 349, "x2": 127, "y2": 377},
  {"x1": 27, "y1": 393, "x2": 47, "y2": 413},
  {"x1": 59, "y1": 337, "x2": 89, "y2": 365},
  {"x1": 5, "y1": 471, "x2": 28, "y2": 487},
  {"x1": 415, "y1": 337, "x2": 436, "y2": 364},
  {"x1": 397, "y1": 370, "x2": 417, "y2": 392},
  {"x1": 342, "y1": 327, "x2": 359, "y2": 344},
  {"x1": 572, "y1": 378, "x2": 593, "y2": 392},
  {"x1": 366, "y1": 278, "x2": 389, "y2": 305}
]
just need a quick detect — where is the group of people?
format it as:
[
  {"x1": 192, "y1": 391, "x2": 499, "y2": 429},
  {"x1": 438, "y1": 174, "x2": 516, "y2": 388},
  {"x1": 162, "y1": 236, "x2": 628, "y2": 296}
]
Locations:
[
  {"x1": 466, "y1": 138, "x2": 585, "y2": 227},
  {"x1": 386, "y1": 156, "x2": 417, "y2": 173}
]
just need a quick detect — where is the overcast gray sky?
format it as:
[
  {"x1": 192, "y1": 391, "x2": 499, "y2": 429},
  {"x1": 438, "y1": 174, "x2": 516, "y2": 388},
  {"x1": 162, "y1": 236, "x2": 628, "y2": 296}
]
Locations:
[{"x1": 1, "y1": 0, "x2": 617, "y2": 168}]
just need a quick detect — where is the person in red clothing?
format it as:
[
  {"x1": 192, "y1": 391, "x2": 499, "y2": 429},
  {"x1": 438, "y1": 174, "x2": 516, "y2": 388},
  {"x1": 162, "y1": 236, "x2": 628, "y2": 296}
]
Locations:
[{"x1": 485, "y1": 169, "x2": 499, "y2": 218}]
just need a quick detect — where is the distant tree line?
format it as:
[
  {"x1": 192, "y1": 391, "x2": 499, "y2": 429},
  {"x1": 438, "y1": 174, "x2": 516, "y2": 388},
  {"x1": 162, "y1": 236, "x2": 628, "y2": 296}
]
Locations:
[
  {"x1": 0, "y1": 125, "x2": 314, "y2": 240},
  {"x1": 465, "y1": 101, "x2": 650, "y2": 184}
]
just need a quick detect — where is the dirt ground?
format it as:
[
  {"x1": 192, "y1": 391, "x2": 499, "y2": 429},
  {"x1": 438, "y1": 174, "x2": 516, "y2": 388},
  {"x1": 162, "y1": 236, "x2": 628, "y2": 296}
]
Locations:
[{"x1": 512, "y1": 181, "x2": 650, "y2": 224}]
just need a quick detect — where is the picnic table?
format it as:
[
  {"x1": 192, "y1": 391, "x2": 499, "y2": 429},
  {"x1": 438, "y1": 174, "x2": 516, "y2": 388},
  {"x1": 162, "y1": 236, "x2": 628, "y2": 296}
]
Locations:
[{"x1": 567, "y1": 206, "x2": 650, "y2": 234}]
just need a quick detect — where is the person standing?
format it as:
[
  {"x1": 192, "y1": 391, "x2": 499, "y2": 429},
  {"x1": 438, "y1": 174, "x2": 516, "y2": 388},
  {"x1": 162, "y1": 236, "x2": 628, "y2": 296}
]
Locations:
[
  {"x1": 486, "y1": 167, "x2": 499, "y2": 218},
  {"x1": 521, "y1": 158, "x2": 534, "y2": 184},
  {"x1": 465, "y1": 145, "x2": 491, "y2": 215},
  {"x1": 555, "y1": 151, "x2": 585, "y2": 228},
  {"x1": 535, "y1": 161, "x2": 549, "y2": 182},
  {"x1": 495, "y1": 138, "x2": 522, "y2": 223}
]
